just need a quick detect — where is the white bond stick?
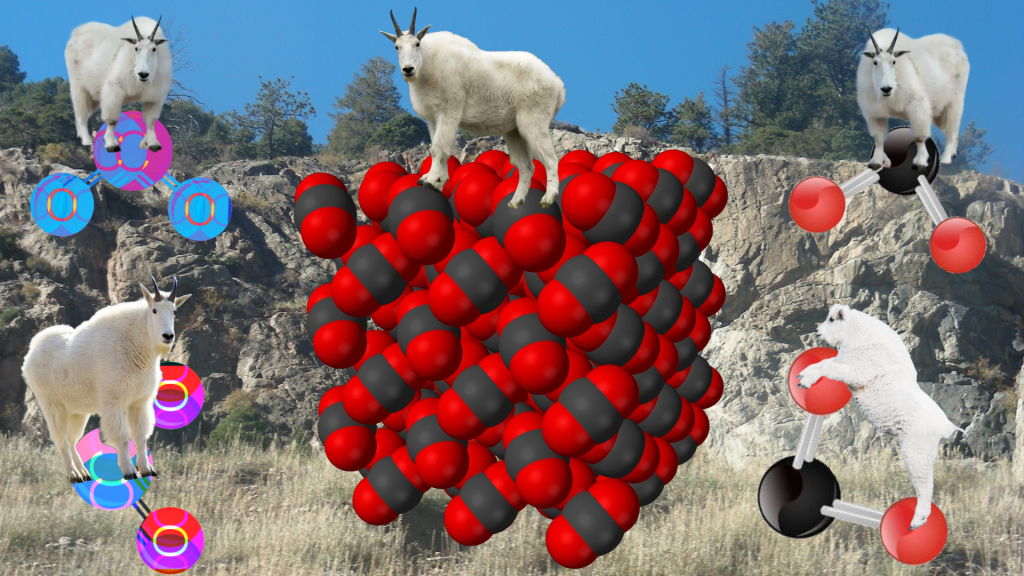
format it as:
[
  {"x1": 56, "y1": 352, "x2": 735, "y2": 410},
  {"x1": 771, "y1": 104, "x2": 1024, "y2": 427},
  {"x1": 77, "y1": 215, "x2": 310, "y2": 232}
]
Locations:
[
  {"x1": 804, "y1": 412, "x2": 825, "y2": 463},
  {"x1": 821, "y1": 499, "x2": 883, "y2": 529},
  {"x1": 792, "y1": 414, "x2": 823, "y2": 470},
  {"x1": 915, "y1": 174, "x2": 948, "y2": 226},
  {"x1": 840, "y1": 169, "x2": 881, "y2": 199},
  {"x1": 832, "y1": 499, "x2": 884, "y2": 522}
]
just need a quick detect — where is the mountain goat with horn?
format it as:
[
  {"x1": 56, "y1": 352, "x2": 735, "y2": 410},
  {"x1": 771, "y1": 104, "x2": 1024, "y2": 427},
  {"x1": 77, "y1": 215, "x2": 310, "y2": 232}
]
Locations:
[
  {"x1": 65, "y1": 15, "x2": 171, "y2": 153},
  {"x1": 381, "y1": 8, "x2": 566, "y2": 209},
  {"x1": 22, "y1": 277, "x2": 191, "y2": 483},
  {"x1": 857, "y1": 27, "x2": 969, "y2": 171}
]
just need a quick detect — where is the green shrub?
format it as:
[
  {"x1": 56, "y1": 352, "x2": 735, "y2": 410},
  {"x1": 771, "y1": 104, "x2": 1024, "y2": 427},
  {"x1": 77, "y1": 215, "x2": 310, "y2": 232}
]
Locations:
[
  {"x1": 207, "y1": 390, "x2": 274, "y2": 451},
  {"x1": 25, "y1": 256, "x2": 53, "y2": 276},
  {"x1": 37, "y1": 142, "x2": 94, "y2": 170},
  {"x1": 0, "y1": 227, "x2": 22, "y2": 261},
  {"x1": 0, "y1": 307, "x2": 20, "y2": 326},
  {"x1": 20, "y1": 282, "x2": 39, "y2": 303}
]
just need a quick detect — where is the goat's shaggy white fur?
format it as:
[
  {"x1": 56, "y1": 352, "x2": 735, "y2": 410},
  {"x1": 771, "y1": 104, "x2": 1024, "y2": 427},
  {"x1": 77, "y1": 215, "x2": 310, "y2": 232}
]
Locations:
[
  {"x1": 381, "y1": 10, "x2": 566, "y2": 209},
  {"x1": 65, "y1": 16, "x2": 171, "y2": 152},
  {"x1": 21, "y1": 278, "x2": 190, "y2": 483},
  {"x1": 797, "y1": 304, "x2": 962, "y2": 530},
  {"x1": 857, "y1": 28, "x2": 969, "y2": 170}
]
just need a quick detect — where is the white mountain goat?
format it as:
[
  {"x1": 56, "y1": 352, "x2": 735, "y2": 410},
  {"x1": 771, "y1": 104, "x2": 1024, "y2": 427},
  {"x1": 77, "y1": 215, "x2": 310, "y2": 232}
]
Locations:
[
  {"x1": 21, "y1": 277, "x2": 191, "y2": 483},
  {"x1": 380, "y1": 9, "x2": 566, "y2": 209},
  {"x1": 797, "y1": 304, "x2": 963, "y2": 531},
  {"x1": 65, "y1": 16, "x2": 171, "y2": 153},
  {"x1": 857, "y1": 27, "x2": 969, "y2": 170}
]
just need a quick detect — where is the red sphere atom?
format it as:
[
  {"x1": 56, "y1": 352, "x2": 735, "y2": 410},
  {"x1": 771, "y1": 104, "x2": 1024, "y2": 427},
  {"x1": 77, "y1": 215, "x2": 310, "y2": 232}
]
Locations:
[
  {"x1": 879, "y1": 498, "x2": 948, "y2": 565},
  {"x1": 789, "y1": 177, "x2": 846, "y2": 233},
  {"x1": 788, "y1": 347, "x2": 850, "y2": 415},
  {"x1": 930, "y1": 217, "x2": 986, "y2": 274}
]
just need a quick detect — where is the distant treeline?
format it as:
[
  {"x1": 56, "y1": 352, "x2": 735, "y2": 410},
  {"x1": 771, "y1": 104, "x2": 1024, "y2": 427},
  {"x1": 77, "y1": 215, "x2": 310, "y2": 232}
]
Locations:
[{"x1": 0, "y1": 0, "x2": 998, "y2": 177}]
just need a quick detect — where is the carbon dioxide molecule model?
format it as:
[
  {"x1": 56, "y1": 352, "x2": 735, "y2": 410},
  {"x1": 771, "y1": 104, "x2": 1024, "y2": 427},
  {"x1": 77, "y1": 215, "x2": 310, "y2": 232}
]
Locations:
[
  {"x1": 757, "y1": 348, "x2": 950, "y2": 565},
  {"x1": 788, "y1": 125, "x2": 987, "y2": 274},
  {"x1": 298, "y1": 147, "x2": 729, "y2": 568},
  {"x1": 29, "y1": 111, "x2": 232, "y2": 241},
  {"x1": 73, "y1": 362, "x2": 206, "y2": 573}
]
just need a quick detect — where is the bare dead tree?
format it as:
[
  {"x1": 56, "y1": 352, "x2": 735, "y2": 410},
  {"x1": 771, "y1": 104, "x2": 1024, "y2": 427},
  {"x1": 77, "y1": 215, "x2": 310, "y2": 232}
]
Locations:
[
  {"x1": 712, "y1": 65, "x2": 739, "y2": 148},
  {"x1": 161, "y1": 18, "x2": 202, "y2": 106}
]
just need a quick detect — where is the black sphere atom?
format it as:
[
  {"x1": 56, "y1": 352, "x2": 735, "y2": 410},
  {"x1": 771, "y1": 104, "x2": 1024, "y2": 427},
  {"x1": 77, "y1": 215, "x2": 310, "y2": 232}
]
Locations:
[
  {"x1": 758, "y1": 457, "x2": 840, "y2": 538},
  {"x1": 872, "y1": 126, "x2": 940, "y2": 195}
]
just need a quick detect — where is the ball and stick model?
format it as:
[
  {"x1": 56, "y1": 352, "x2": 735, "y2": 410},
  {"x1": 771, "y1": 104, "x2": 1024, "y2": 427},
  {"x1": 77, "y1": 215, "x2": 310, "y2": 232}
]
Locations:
[
  {"x1": 30, "y1": 111, "x2": 232, "y2": 241},
  {"x1": 71, "y1": 361, "x2": 207, "y2": 573},
  {"x1": 758, "y1": 348, "x2": 950, "y2": 564},
  {"x1": 788, "y1": 126, "x2": 985, "y2": 274}
]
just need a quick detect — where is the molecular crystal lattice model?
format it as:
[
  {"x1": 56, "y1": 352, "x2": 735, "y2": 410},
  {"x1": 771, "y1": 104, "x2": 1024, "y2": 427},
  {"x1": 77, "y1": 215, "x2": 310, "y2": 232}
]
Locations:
[
  {"x1": 300, "y1": 148, "x2": 729, "y2": 568},
  {"x1": 787, "y1": 125, "x2": 987, "y2": 274},
  {"x1": 73, "y1": 362, "x2": 206, "y2": 573},
  {"x1": 757, "y1": 349, "x2": 949, "y2": 565},
  {"x1": 29, "y1": 111, "x2": 232, "y2": 241}
]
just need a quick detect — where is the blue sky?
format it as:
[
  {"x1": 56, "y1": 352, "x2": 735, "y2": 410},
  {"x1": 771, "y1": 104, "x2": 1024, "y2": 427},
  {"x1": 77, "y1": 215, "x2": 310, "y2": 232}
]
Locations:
[{"x1": 3, "y1": 0, "x2": 1022, "y2": 178}]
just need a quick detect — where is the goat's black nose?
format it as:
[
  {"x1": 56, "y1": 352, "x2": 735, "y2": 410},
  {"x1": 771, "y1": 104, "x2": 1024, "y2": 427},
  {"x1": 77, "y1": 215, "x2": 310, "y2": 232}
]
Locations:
[
  {"x1": 162, "y1": 333, "x2": 174, "y2": 341},
  {"x1": 402, "y1": 66, "x2": 414, "y2": 74},
  {"x1": 139, "y1": 72, "x2": 150, "y2": 79},
  {"x1": 880, "y1": 86, "x2": 892, "y2": 94}
]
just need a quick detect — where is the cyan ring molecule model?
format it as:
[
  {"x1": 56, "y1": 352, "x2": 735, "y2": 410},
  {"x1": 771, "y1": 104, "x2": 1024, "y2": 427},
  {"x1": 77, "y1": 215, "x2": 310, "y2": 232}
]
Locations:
[{"x1": 30, "y1": 110, "x2": 232, "y2": 241}]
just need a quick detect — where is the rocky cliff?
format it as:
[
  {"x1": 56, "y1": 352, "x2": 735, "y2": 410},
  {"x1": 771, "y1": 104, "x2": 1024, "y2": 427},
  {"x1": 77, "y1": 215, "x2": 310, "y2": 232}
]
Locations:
[{"x1": 1, "y1": 130, "x2": 1022, "y2": 466}]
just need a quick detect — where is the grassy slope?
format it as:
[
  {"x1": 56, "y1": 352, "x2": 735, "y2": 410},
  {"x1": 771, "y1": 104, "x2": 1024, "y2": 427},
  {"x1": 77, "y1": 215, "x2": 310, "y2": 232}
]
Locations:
[{"x1": 0, "y1": 435, "x2": 1021, "y2": 575}]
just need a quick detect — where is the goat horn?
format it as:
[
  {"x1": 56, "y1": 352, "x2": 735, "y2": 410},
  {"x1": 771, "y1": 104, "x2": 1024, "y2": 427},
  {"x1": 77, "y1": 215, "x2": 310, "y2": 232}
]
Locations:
[
  {"x1": 409, "y1": 7, "x2": 417, "y2": 35},
  {"x1": 132, "y1": 16, "x2": 144, "y2": 41},
  {"x1": 888, "y1": 27, "x2": 900, "y2": 54},
  {"x1": 866, "y1": 25, "x2": 881, "y2": 55},
  {"x1": 150, "y1": 15, "x2": 162, "y2": 42},
  {"x1": 170, "y1": 275, "x2": 178, "y2": 301},
  {"x1": 150, "y1": 275, "x2": 163, "y2": 301},
  {"x1": 390, "y1": 10, "x2": 403, "y2": 36}
]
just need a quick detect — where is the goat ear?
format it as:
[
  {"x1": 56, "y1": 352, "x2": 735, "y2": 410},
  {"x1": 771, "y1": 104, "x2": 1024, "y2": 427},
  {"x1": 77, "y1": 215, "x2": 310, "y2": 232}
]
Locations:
[
  {"x1": 416, "y1": 25, "x2": 431, "y2": 40},
  {"x1": 140, "y1": 283, "x2": 154, "y2": 305},
  {"x1": 122, "y1": 37, "x2": 138, "y2": 45},
  {"x1": 174, "y1": 294, "x2": 192, "y2": 308},
  {"x1": 154, "y1": 39, "x2": 168, "y2": 46},
  {"x1": 894, "y1": 50, "x2": 910, "y2": 57},
  {"x1": 861, "y1": 51, "x2": 874, "y2": 58},
  {"x1": 380, "y1": 31, "x2": 398, "y2": 42},
  {"x1": 836, "y1": 309, "x2": 844, "y2": 320}
]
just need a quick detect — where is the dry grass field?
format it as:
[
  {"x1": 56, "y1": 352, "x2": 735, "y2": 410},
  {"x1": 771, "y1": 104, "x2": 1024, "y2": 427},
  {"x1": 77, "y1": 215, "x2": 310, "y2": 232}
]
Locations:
[{"x1": 1, "y1": 434, "x2": 1022, "y2": 576}]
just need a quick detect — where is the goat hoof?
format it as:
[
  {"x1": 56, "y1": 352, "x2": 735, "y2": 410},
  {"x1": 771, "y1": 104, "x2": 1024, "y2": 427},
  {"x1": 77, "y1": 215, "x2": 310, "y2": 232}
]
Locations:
[
  {"x1": 867, "y1": 162, "x2": 881, "y2": 171},
  {"x1": 123, "y1": 472, "x2": 140, "y2": 480},
  {"x1": 912, "y1": 163, "x2": 928, "y2": 171},
  {"x1": 141, "y1": 470, "x2": 158, "y2": 478},
  {"x1": 148, "y1": 144, "x2": 162, "y2": 152},
  {"x1": 105, "y1": 145, "x2": 121, "y2": 153}
]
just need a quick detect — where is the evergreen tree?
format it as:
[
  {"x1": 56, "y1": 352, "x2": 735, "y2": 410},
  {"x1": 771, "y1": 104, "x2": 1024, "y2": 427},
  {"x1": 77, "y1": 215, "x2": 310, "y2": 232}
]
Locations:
[
  {"x1": 0, "y1": 77, "x2": 78, "y2": 150},
  {"x1": 0, "y1": 45, "x2": 27, "y2": 93},
  {"x1": 799, "y1": 0, "x2": 888, "y2": 126},
  {"x1": 326, "y1": 56, "x2": 405, "y2": 157},
  {"x1": 256, "y1": 118, "x2": 313, "y2": 158},
  {"x1": 731, "y1": 0, "x2": 889, "y2": 160},
  {"x1": 611, "y1": 83, "x2": 674, "y2": 140},
  {"x1": 227, "y1": 76, "x2": 315, "y2": 160},
  {"x1": 670, "y1": 92, "x2": 717, "y2": 153},
  {"x1": 944, "y1": 121, "x2": 994, "y2": 173},
  {"x1": 365, "y1": 112, "x2": 429, "y2": 151}
]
